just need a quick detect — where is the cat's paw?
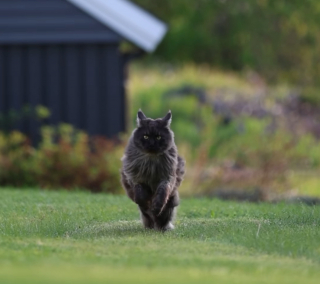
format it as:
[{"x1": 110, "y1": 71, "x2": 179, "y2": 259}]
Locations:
[
  {"x1": 165, "y1": 222, "x2": 175, "y2": 231},
  {"x1": 154, "y1": 222, "x2": 175, "y2": 231}
]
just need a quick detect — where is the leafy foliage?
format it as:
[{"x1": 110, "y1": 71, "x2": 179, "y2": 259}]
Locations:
[
  {"x1": 129, "y1": 64, "x2": 320, "y2": 197},
  {"x1": 0, "y1": 105, "x2": 50, "y2": 133},
  {"x1": 133, "y1": 0, "x2": 320, "y2": 85},
  {"x1": 0, "y1": 125, "x2": 122, "y2": 193}
]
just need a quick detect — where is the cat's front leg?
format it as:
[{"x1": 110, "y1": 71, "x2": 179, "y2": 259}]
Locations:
[
  {"x1": 134, "y1": 184, "x2": 152, "y2": 210},
  {"x1": 152, "y1": 180, "x2": 173, "y2": 216}
]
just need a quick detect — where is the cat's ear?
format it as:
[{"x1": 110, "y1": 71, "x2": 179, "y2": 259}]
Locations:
[
  {"x1": 137, "y1": 109, "x2": 147, "y2": 127},
  {"x1": 162, "y1": 110, "x2": 172, "y2": 127}
]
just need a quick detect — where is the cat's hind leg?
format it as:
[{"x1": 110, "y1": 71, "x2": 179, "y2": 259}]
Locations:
[
  {"x1": 153, "y1": 190, "x2": 179, "y2": 231},
  {"x1": 154, "y1": 191, "x2": 179, "y2": 231},
  {"x1": 139, "y1": 208, "x2": 155, "y2": 229},
  {"x1": 154, "y1": 206, "x2": 176, "y2": 231}
]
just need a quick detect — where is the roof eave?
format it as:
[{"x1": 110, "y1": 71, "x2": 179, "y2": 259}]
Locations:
[{"x1": 67, "y1": 0, "x2": 167, "y2": 52}]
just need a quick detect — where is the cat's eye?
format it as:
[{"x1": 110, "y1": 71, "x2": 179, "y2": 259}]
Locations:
[
  {"x1": 157, "y1": 136, "x2": 161, "y2": 140},
  {"x1": 144, "y1": 135, "x2": 149, "y2": 139}
]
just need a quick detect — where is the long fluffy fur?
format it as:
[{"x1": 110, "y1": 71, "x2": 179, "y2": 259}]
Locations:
[{"x1": 121, "y1": 111, "x2": 185, "y2": 231}]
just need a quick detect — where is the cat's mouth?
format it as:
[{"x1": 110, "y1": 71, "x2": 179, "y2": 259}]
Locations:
[
  {"x1": 146, "y1": 149, "x2": 159, "y2": 154},
  {"x1": 145, "y1": 147, "x2": 161, "y2": 155}
]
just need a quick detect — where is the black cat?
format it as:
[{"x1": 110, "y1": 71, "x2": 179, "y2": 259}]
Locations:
[{"x1": 121, "y1": 110, "x2": 185, "y2": 231}]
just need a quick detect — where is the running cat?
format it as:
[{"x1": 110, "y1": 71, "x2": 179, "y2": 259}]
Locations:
[{"x1": 121, "y1": 110, "x2": 185, "y2": 231}]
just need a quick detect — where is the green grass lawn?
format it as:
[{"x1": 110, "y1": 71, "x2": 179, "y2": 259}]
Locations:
[{"x1": 0, "y1": 188, "x2": 319, "y2": 284}]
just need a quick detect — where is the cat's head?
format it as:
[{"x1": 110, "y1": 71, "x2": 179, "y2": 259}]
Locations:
[{"x1": 133, "y1": 110, "x2": 174, "y2": 154}]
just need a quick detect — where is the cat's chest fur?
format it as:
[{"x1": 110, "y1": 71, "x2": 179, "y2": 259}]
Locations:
[{"x1": 122, "y1": 148, "x2": 176, "y2": 191}]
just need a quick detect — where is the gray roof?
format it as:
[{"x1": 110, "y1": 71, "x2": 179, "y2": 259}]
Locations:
[
  {"x1": 0, "y1": 0, "x2": 167, "y2": 52},
  {"x1": 67, "y1": 0, "x2": 168, "y2": 52},
  {"x1": 0, "y1": 0, "x2": 121, "y2": 44}
]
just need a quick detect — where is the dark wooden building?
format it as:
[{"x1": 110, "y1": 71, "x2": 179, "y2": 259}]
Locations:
[{"x1": 0, "y1": 0, "x2": 167, "y2": 142}]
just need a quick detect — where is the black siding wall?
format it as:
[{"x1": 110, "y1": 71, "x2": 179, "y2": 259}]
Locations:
[{"x1": 0, "y1": 44, "x2": 125, "y2": 142}]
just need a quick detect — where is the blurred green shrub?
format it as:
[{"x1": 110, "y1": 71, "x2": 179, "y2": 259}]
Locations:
[
  {"x1": 130, "y1": 65, "x2": 320, "y2": 167},
  {"x1": 129, "y1": 65, "x2": 320, "y2": 197},
  {"x1": 133, "y1": 85, "x2": 313, "y2": 165},
  {"x1": 0, "y1": 105, "x2": 50, "y2": 133},
  {"x1": 0, "y1": 125, "x2": 122, "y2": 193},
  {"x1": 133, "y1": 0, "x2": 320, "y2": 86},
  {"x1": 299, "y1": 87, "x2": 320, "y2": 108}
]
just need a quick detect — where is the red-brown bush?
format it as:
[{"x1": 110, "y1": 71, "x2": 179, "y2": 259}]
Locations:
[{"x1": 0, "y1": 124, "x2": 123, "y2": 193}]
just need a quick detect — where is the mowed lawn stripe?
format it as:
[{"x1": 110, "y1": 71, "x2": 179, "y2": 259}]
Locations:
[{"x1": 0, "y1": 188, "x2": 319, "y2": 284}]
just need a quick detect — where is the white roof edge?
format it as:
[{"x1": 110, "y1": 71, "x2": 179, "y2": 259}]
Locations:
[{"x1": 66, "y1": 0, "x2": 168, "y2": 52}]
